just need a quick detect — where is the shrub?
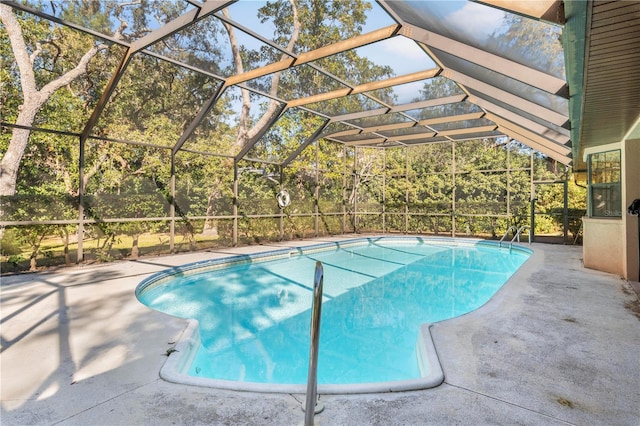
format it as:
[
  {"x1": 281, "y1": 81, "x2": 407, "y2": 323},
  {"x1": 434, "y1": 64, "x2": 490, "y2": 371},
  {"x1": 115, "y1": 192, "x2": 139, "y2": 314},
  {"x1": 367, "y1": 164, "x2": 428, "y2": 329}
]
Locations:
[{"x1": 0, "y1": 229, "x2": 23, "y2": 256}]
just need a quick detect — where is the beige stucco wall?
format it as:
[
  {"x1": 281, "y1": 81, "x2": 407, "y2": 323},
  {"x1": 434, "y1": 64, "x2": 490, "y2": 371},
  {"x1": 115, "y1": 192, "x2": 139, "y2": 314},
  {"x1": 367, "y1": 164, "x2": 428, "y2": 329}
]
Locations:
[
  {"x1": 582, "y1": 137, "x2": 639, "y2": 281},
  {"x1": 623, "y1": 138, "x2": 639, "y2": 281},
  {"x1": 583, "y1": 217, "x2": 624, "y2": 276}
]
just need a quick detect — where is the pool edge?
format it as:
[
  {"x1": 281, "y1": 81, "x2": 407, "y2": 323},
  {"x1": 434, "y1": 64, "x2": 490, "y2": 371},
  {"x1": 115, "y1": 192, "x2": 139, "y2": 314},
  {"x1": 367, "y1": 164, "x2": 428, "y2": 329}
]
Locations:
[
  {"x1": 135, "y1": 236, "x2": 531, "y2": 298},
  {"x1": 147, "y1": 236, "x2": 529, "y2": 394},
  {"x1": 159, "y1": 319, "x2": 445, "y2": 395}
]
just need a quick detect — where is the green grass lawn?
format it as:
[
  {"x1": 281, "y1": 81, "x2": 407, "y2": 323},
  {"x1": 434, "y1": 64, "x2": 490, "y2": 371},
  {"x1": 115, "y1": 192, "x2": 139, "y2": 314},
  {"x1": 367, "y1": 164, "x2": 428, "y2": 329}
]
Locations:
[{"x1": 1, "y1": 232, "x2": 223, "y2": 274}]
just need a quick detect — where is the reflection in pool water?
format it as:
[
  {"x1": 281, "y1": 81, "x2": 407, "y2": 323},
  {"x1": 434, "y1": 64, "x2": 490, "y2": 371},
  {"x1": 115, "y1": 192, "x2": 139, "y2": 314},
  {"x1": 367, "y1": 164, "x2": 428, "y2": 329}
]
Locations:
[{"x1": 136, "y1": 237, "x2": 530, "y2": 388}]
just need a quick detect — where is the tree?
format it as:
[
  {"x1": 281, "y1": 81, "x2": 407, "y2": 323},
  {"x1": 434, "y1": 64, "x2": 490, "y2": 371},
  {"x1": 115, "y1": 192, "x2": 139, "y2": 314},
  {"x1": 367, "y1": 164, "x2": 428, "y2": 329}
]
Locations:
[
  {"x1": 199, "y1": 0, "x2": 383, "y2": 235},
  {"x1": 0, "y1": 0, "x2": 194, "y2": 196},
  {"x1": 489, "y1": 13, "x2": 565, "y2": 79},
  {"x1": 0, "y1": 4, "x2": 113, "y2": 196},
  {"x1": 3, "y1": 0, "x2": 463, "y2": 269}
]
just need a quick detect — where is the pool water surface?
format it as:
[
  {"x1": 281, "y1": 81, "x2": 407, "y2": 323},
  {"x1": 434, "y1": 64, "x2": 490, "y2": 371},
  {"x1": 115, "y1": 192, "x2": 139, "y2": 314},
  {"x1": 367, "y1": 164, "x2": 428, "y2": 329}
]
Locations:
[{"x1": 136, "y1": 237, "x2": 530, "y2": 391}]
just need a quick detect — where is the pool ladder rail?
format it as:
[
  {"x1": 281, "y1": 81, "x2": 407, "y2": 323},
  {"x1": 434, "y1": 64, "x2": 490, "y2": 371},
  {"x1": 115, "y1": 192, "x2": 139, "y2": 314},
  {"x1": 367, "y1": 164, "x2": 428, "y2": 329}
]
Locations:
[
  {"x1": 304, "y1": 261, "x2": 324, "y2": 426},
  {"x1": 499, "y1": 225, "x2": 528, "y2": 251}
]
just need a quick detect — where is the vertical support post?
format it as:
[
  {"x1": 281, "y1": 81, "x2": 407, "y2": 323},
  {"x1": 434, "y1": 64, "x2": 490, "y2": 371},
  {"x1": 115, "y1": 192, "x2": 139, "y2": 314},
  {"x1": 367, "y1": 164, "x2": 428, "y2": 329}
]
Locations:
[
  {"x1": 530, "y1": 150, "x2": 535, "y2": 243},
  {"x1": 405, "y1": 146, "x2": 409, "y2": 234},
  {"x1": 170, "y1": 153, "x2": 176, "y2": 252},
  {"x1": 233, "y1": 163, "x2": 239, "y2": 246},
  {"x1": 451, "y1": 141, "x2": 456, "y2": 237},
  {"x1": 530, "y1": 198, "x2": 536, "y2": 243},
  {"x1": 314, "y1": 142, "x2": 319, "y2": 237},
  {"x1": 563, "y1": 168, "x2": 569, "y2": 244},
  {"x1": 77, "y1": 135, "x2": 85, "y2": 263},
  {"x1": 382, "y1": 149, "x2": 386, "y2": 233},
  {"x1": 586, "y1": 154, "x2": 592, "y2": 216},
  {"x1": 76, "y1": 50, "x2": 132, "y2": 263},
  {"x1": 353, "y1": 148, "x2": 358, "y2": 233},
  {"x1": 506, "y1": 139, "x2": 511, "y2": 223},
  {"x1": 304, "y1": 261, "x2": 324, "y2": 426},
  {"x1": 279, "y1": 165, "x2": 285, "y2": 240},
  {"x1": 342, "y1": 145, "x2": 347, "y2": 234}
]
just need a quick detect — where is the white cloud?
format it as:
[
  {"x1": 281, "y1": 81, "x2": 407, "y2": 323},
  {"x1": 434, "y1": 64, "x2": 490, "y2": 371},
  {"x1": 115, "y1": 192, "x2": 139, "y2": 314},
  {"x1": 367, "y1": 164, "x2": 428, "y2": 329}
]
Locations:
[
  {"x1": 360, "y1": 36, "x2": 436, "y2": 76},
  {"x1": 382, "y1": 36, "x2": 431, "y2": 63},
  {"x1": 444, "y1": 2, "x2": 505, "y2": 42}
]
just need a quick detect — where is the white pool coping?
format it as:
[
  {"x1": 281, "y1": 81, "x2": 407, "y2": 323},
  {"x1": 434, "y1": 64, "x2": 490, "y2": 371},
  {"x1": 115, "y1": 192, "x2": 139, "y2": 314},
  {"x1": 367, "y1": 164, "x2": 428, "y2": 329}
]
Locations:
[
  {"x1": 139, "y1": 236, "x2": 531, "y2": 394},
  {"x1": 159, "y1": 318, "x2": 445, "y2": 394}
]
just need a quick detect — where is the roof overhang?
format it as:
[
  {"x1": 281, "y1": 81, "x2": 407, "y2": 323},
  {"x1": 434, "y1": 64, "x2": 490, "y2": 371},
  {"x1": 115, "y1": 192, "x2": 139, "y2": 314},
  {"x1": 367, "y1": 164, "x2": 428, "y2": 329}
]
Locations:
[{"x1": 564, "y1": 0, "x2": 640, "y2": 171}]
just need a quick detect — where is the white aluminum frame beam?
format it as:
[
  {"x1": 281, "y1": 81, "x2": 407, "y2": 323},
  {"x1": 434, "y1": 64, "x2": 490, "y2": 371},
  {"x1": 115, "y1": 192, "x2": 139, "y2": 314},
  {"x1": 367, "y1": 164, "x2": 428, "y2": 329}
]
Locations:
[
  {"x1": 224, "y1": 25, "x2": 399, "y2": 88},
  {"x1": 327, "y1": 94, "x2": 466, "y2": 125},
  {"x1": 499, "y1": 126, "x2": 571, "y2": 164},
  {"x1": 468, "y1": 95, "x2": 570, "y2": 145},
  {"x1": 473, "y1": 0, "x2": 565, "y2": 25},
  {"x1": 399, "y1": 24, "x2": 568, "y2": 97},
  {"x1": 444, "y1": 69, "x2": 569, "y2": 127},
  {"x1": 288, "y1": 68, "x2": 440, "y2": 108},
  {"x1": 324, "y1": 111, "x2": 485, "y2": 140},
  {"x1": 436, "y1": 124, "x2": 497, "y2": 138},
  {"x1": 130, "y1": 1, "x2": 234, "y2": 53},
  {"x1": 485, "y1": 112, "x2": 571, "y2": 156}
]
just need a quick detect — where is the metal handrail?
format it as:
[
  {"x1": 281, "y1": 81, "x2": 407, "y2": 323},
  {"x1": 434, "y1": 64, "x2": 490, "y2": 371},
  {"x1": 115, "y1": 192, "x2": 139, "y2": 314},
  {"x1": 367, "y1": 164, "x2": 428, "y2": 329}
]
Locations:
[
  {"x1": 499, "y1": 225, "x2": 517, "y2": 248},
  {"x1": 511, "y1": 225, "x2": 526, "y2": 243},
  {"x1": 509, "y1": 225, "x2": 527, "y2": 252},
  {"x1": 304, "y1": 261, "x2": 324, "y2": 426},
  {"x1": 500, "y1": 225, "x2": 528, "y2": 250}
]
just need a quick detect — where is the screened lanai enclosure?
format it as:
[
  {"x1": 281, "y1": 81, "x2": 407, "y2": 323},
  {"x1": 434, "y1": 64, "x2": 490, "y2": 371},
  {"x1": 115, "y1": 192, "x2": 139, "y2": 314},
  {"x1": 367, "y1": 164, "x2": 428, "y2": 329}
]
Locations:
[{"x1": 0, "y1": 0, "x2": 586, "y2": 271}]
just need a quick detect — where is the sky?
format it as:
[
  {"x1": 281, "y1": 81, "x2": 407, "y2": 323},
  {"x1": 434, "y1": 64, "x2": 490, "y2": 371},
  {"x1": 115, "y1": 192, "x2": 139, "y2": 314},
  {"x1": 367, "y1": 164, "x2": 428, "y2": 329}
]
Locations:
[{"x1": 27, "y1": 0, "x2": 509, "y2": 112}]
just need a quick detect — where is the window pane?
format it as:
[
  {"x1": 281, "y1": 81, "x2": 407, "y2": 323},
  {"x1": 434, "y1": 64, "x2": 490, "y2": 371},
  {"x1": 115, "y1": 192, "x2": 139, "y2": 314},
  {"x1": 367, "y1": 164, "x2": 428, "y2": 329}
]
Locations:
[
  {"x1": 589, "y1": 150, "x2": 621, "y2": 217},
  {"x1": 591, "y1": 185, "x2": 622, "y2": 217},
  {"x1": 590, "y1": 150, "x2": 620, "y2": 184}
]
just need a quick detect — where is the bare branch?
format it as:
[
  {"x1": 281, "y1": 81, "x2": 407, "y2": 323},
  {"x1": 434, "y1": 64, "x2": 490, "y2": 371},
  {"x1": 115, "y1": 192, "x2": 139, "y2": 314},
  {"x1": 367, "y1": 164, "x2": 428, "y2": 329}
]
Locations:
[
  {"x1": 114, "y1": 0, "x2": 141, "y2": 40},
  {"x1": 247, "y1": 0, "x2": 301, "y2": 141},
  {"x1": 221, "y1": 8, "x2": 250, "y2": 147},
  {"x1": 82, "y1": 152, "x2": 110, "y2": 191},
  {"x1": 30, "y1": 42, "x2": 43, "y2": 65},
  {"x1": 47, "y1": 38, "x2": 62, "y2": 66},
  {"x1": 39, "y1": 42, "x2": 106, "y2": 99},
  {"x1": 0, "y1": 3, "x2": 37, "y2": 96},
  {"x1": 269, "y1": 0, "x2": 300, "y2": 97}
]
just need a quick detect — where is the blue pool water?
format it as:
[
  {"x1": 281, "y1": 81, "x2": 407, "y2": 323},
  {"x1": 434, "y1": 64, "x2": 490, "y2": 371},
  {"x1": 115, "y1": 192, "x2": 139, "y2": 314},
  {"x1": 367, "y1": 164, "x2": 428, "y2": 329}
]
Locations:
[{"x1": 136, "y1": 237, "x2": 530, "y2": 387}]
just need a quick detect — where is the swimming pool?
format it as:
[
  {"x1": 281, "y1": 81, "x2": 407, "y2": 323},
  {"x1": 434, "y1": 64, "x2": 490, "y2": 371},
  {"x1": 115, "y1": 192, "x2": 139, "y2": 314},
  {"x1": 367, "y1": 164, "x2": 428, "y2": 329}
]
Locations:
[{"x1": 136, "y1": 237, "x2": 530, "y2": 393}]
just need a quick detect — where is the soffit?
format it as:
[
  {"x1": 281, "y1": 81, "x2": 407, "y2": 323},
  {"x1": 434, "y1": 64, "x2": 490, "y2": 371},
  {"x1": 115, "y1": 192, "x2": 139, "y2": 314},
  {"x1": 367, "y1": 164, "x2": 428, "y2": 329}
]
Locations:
[{"x1": 575, "y1": 0, "x2": 640, "y2": 168}]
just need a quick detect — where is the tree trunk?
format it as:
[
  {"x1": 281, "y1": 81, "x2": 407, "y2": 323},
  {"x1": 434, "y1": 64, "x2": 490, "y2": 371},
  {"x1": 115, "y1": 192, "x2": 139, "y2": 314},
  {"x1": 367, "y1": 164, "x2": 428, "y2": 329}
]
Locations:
[
  {"x1": 0, "y1": 100, "x2": 43, "y2": 196},
  {"x1": 202, "y1": 183, "x2": 222, "y2": 237},
  {"x1": 0, "y1": 3, "x2": 102, "y2": 196},
  {"x1": 131, "y1": 234, "x2": 139, "y2": 259},
  {"x1": 30, "y1": 253, "x2": 38, "y2": 272},
  {"x1": 28, "y1": 235, "x2": 44, "y2": 272},
  {"x1": 60, "y1": 227, "x2": 71, "y2": 265}
]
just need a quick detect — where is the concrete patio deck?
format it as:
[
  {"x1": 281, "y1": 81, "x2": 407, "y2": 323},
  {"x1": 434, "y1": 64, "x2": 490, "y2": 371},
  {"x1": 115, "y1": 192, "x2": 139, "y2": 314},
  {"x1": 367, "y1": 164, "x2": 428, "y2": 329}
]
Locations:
[{"x1": 1, "y1": 237, "x2": 639, "y2": 425}]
